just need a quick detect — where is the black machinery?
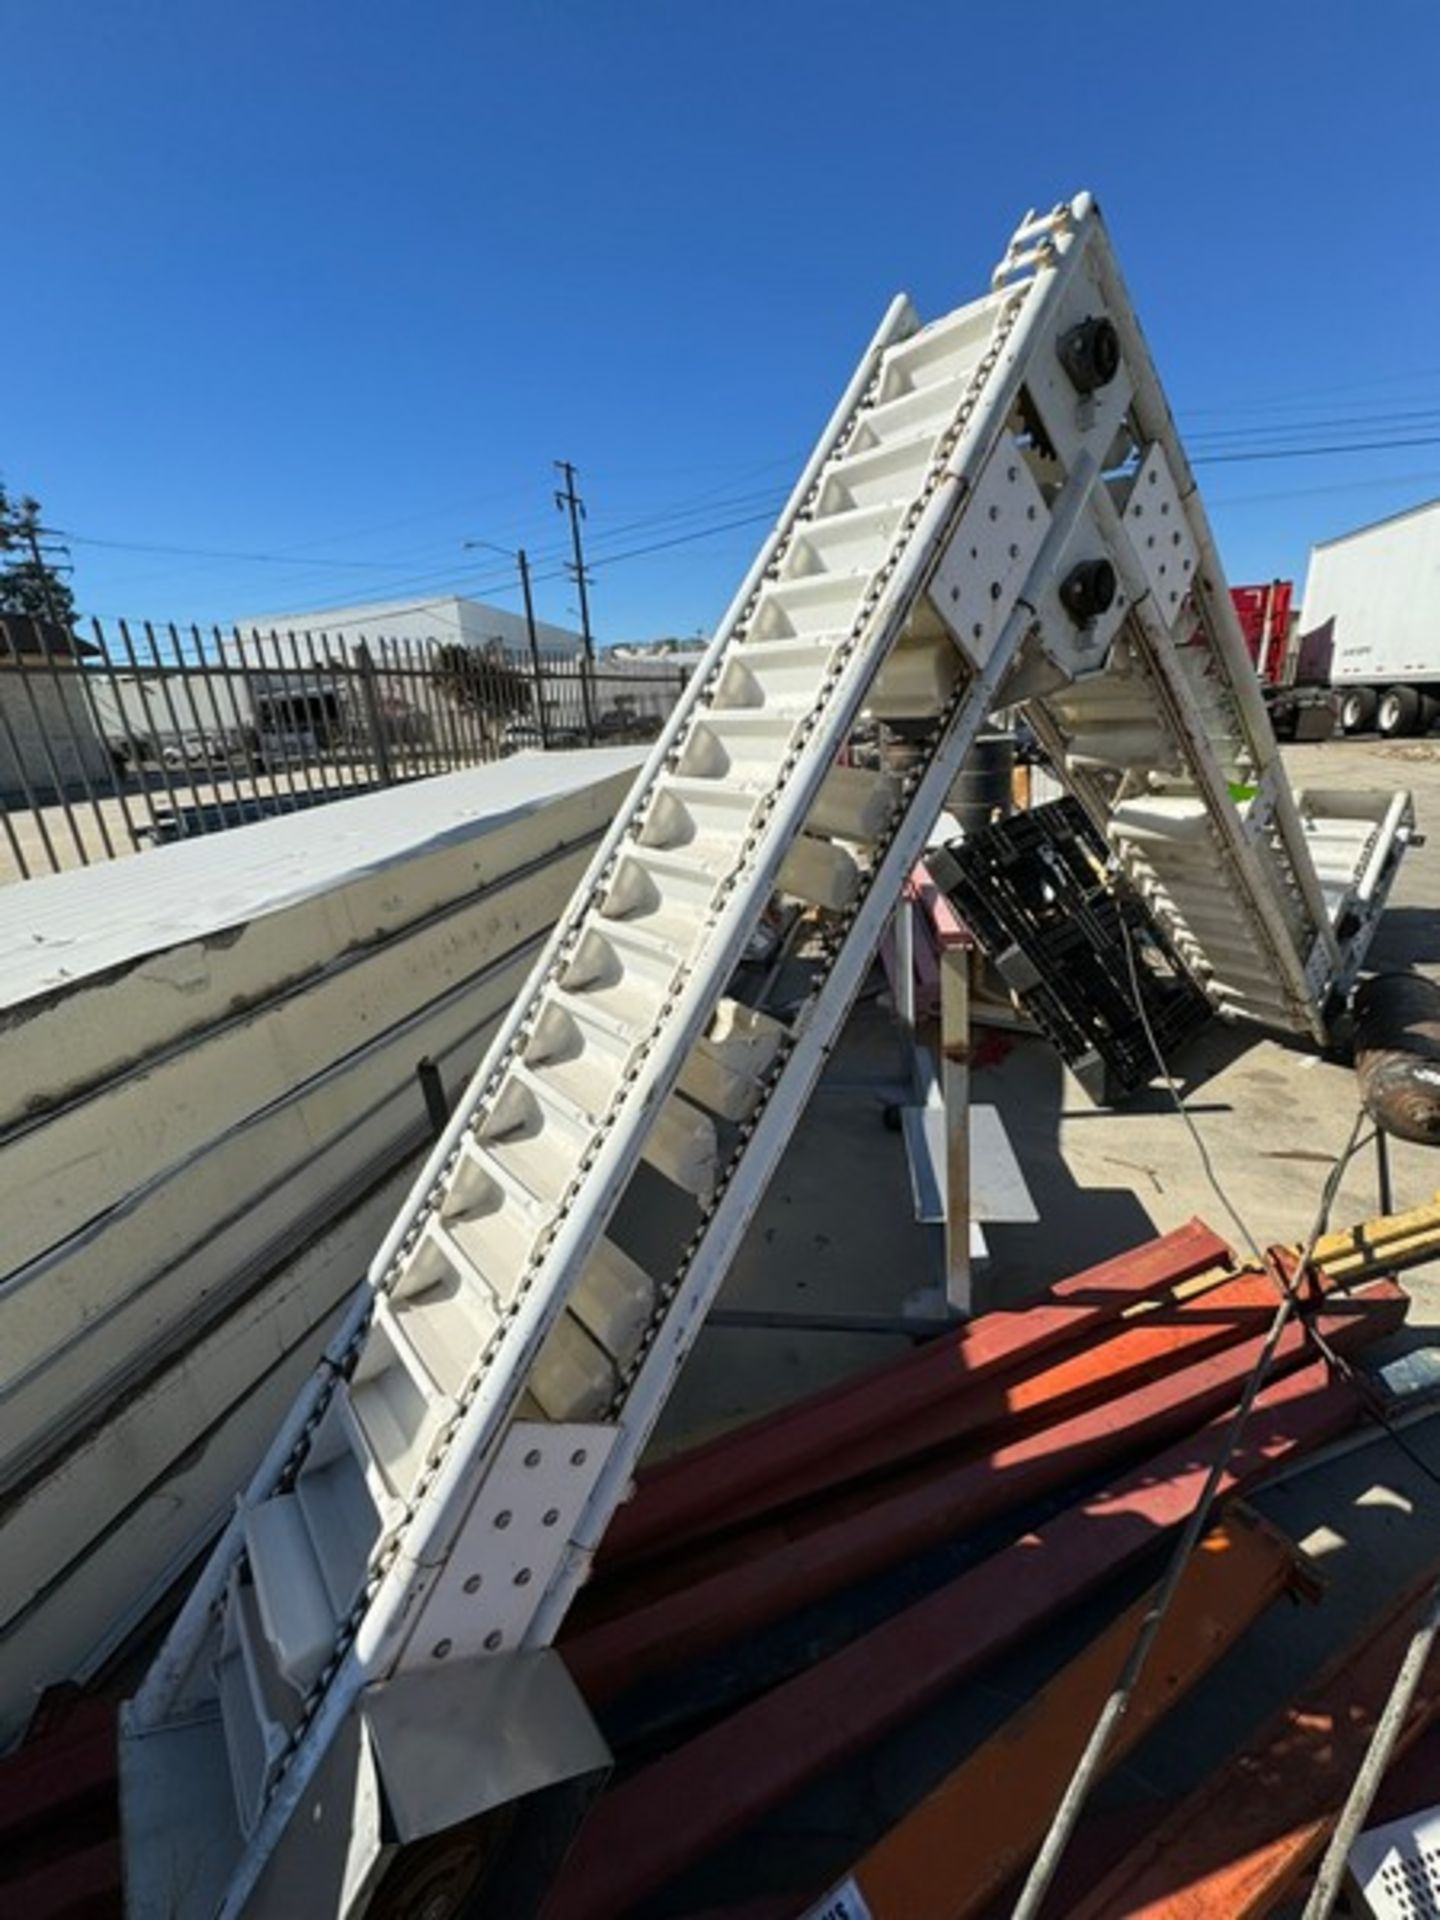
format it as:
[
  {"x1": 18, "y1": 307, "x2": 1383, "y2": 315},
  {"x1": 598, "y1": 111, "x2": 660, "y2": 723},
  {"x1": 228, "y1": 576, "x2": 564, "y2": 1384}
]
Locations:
[{"x1": 927, "y1": 796, "x2": 1211, "y2": 1104}]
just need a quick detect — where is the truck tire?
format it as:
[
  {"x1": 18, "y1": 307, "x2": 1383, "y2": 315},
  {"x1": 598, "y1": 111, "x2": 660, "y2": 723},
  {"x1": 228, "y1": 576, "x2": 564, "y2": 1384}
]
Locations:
[
  {"x1": 1377, "y1": 686, "x2": 1423, "y2": 738},
  {"x1": 1337, "y1": 686, "x2": 1378, "y2": 735}
]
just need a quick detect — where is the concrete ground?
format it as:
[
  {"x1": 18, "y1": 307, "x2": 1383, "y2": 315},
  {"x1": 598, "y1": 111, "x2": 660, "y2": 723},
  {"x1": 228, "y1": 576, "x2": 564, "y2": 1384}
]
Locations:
[
  {"x1": 667, "y1": 736, "x2": 1440, "y2": 1446},
  {"x1": 641, "y1": 734, "x2": 1440, "y2": 1915},
  {"x1": 973, "y1": 735, "x2": 1440, "y2": 1320}
]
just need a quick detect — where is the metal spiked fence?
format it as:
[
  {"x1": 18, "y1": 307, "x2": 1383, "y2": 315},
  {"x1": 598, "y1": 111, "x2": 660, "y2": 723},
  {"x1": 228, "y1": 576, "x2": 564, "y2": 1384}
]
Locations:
[{"x1": 0, "y1": 614, "x2": 690, "y2": 883}]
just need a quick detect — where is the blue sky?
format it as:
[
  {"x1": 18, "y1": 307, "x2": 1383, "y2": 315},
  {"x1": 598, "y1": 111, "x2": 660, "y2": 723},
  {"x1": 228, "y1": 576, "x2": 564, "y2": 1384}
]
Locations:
[{"x1": 8, "y1": 1, "x2": 1440, "y2": 645}]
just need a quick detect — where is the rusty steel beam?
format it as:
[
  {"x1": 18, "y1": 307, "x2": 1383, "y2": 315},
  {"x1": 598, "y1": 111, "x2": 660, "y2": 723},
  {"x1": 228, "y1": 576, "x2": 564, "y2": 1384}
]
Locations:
[
  {"x1": 573, "y1": 1259, "x2": 1287, "y2": 1633},
  {"x1": 1069, "y1": 1561, "x2": 1440, "y2": 1919},
  {"x1": 541, "y1": 1303, "x2": 1399, "y2": 1920},
  {"x1": 599, "y1": 1220, "x2": 1232, "y2": 1572},
  {"x1": 593, "y1": 1262, "x2": 1256, "y2": 1603},
  {"x1": 0, "y1": 1697, "x2": 122, "y2": 1919},
  {"x1": 578, "y1": 1256, "x2": 1250, "y2": 1628},
  {"x1": 610, "y1": 1258, "x2": 1320, "y2": 1610},
  {"x1": 805, "y1": 1507, "x2": 1310, "y2": 1920},
  {"x1": 562, "y1": 1280, "x2": 1391, "y2": 1698}
]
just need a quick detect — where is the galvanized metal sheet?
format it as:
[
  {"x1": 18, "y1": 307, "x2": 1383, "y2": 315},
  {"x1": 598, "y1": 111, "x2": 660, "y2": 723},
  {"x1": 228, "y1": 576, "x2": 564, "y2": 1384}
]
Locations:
[{"x1": 400, "y1": 1421, "x2": 617, "y2": 1670}]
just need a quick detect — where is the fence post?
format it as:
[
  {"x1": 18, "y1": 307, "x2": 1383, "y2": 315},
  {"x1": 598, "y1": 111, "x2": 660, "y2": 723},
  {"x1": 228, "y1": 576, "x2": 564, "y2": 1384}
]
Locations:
[
  {"x1": 580, "y1": 650, "x2": 598, "y2": 744},
  {"x1": 356, "y1": 641, "x2": 394, "y2": 786}
]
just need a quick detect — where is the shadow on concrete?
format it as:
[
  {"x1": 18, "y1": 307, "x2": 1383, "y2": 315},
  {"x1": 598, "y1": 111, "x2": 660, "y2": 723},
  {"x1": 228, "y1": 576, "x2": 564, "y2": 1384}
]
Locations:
[
  {"x1": 643, "y1": 989, "x2": 940, "y2": 1453},
  {"x1": 1104, "y1": 1015, "x2": 1261, "y2": 1106},
  {"x1": 1364, "y1": 906, "x2": 1440, "y2": 972},
  {"x1": 969, "y1": 1030, "x2": 1161, "y2": 1310}
]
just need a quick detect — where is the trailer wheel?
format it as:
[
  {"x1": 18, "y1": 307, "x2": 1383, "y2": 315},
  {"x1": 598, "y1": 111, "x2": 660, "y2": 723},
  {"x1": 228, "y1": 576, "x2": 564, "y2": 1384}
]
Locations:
[
  {"x1": 1337, "y1": 687, "x2": 1378, "y2": 735},
  {"x1": 1377, "y1": 686, "x2": 1423, "y2": 738}
]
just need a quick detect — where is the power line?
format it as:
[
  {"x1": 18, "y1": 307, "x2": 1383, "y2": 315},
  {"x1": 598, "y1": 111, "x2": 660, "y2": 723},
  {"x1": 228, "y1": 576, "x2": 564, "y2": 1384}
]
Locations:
[
  {"x1": 59, "y1": 474, "x2": 794, "y2": 609},
  {"x1": 202, "y1": 490, "x2": 788, "y2": 630},
  {"x1": 1193, "y1": 432, "x2": 1440, "y2": 466},
  {"x1": 1185, "y1": 409, "x2": 1440, "y2": 449},
  {"x1": 61, "y1": 532, "x2": 443, "y2": 570},
  {"x1": 1207, "y1": 468, "x2": 1440, "y2": 510},
  {"x1": 66, "y1": 404, "x2": 1440, "y2": 626},
  {"x1": 585, "y1": 505, "x2": 781, "y2": 572},
  {"x1": 78, "y1": 500, "x2": 787, "y2": 636},
  {"x1": 1180, "y1": 366, "x2": 1440, "y2": 419}
]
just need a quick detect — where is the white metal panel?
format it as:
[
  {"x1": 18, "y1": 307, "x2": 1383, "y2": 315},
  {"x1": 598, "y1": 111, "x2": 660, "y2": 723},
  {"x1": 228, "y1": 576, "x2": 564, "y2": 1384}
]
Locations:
[
  {"x1": 1347, "y1": 1803, "x2": 1440, "y2": 1918},
  {"x1": 928, "y1": 442, "x2": 1049, "y2": 667},
  {"x1": 1, "y1": 845, "x2": 595, "y2": 1277},
  {"x1": 1118, "y1": 445, "x2": 1200, "y2": 625},
  {"x1": 400, "y1": 1421, "x2": 616, "y2": 1670},
  {"x1": 1, "y1": 750, "x2": 643, "y2": 1043}
]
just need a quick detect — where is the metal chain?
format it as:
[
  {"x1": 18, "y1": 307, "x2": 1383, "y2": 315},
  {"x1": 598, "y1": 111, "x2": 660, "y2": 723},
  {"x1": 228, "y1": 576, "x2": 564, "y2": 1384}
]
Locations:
[
  {"x1": 608, "y1": 673, "x2": 967, "y2": 1407},
  {"x1": 257, "y1": 269, "x2": 1038, "y2": 1796}
]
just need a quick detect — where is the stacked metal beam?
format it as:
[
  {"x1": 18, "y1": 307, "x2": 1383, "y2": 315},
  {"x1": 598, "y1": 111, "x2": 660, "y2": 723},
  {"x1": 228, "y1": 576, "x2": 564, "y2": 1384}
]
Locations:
[
  {"x1": 0, "y1": 1217, "x2": 1420, "y2": 1917},
  {"x1": 539, "y1": 1232, "x2": 1406, "y2": 1919}
]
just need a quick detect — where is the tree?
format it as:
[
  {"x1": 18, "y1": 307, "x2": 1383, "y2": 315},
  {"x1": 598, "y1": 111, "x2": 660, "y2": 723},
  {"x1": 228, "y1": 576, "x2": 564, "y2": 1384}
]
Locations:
[
  {"x1": 430, "y1": 641, "x2": 534, "y2": 736},
  {"x1": 0, "y1": 487, "x2": 77, "y2": 628}
]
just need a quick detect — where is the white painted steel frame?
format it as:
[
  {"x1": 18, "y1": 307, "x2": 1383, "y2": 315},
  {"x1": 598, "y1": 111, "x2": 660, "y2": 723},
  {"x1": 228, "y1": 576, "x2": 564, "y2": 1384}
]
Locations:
[
  {"x1": 130, "y1": 293, "x2": 927, "y2": 1738},
  {"x1": 1087, "y1": 476, "x2": 1324, "y2": 1036},
  {"x1": 1084, "y1": 237, "x2": 1342, "y2": 965},
  {"x1": 219, "y1": 309, "x2": 1065, "y2": 1920},
  {"x1": 128, "y1": 285, "x2": 947, "y2": 1918},
  {"x1": 528, "y1": 482, "x2": 1102, "y2": 1648},
  {"x1": 125, "y1": 191, "x2": 1412, "y2": 1920}
]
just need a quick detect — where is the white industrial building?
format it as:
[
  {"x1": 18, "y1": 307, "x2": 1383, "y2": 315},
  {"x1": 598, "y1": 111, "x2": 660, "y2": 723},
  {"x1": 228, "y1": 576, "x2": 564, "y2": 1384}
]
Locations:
[
  {"x1": 230, "y1": 593, "x2": 585, "y2": 662},
  {"x1": 230, "y1": 593, "x2": 692, "y2": 739}
]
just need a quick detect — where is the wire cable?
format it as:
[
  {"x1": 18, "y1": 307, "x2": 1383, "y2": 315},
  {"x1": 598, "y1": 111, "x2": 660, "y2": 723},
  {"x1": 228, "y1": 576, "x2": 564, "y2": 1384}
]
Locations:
[
  {"x1": 1033, "y1": 896, "x2": 1440, "y2": 1918},
  {"x1": 1301, "y1": 1574, "x2": 1440, "y2": 1919},
  {"x1": 1194, "y1": 432, "x2": 1440, "y2": 466},
  {"x1": 184, "y1": 499, "x2": 788, "y2": 632},
  {"x1": 1117, "y1": 914, "x2": 1265, "y2": 1263},
  {"x1": 1009, "y1": 1104, "x2": 1370, "y2": 1920}
]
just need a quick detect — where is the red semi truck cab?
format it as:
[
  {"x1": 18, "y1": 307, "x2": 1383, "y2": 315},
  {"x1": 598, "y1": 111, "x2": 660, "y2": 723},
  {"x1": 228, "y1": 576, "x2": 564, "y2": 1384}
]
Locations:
[
  {"x1": 1230, "y1": 580, "x2": 1334, "y2": 739},
  {"x1": 1231, "y1": 580, "x2": 1294, "y2": 686}
]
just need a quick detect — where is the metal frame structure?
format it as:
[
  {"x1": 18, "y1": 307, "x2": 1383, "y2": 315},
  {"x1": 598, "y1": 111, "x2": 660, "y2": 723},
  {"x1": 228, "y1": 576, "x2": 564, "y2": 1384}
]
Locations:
[{"x1": 121, "y1": 192, "x2": 1412, "y2": 1919}]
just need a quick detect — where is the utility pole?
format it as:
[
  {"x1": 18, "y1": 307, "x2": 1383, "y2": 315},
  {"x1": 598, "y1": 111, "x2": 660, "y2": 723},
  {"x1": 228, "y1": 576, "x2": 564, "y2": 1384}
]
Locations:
[
  {"x1": 462, "y1": 535, "x2": 553, "y2": 750},
  {"x1": 554, "y1": 459, "x2": 597, "y2": 741},
  {"x1": 515, "y1": 547, "x2": 550, "y2": 748}
]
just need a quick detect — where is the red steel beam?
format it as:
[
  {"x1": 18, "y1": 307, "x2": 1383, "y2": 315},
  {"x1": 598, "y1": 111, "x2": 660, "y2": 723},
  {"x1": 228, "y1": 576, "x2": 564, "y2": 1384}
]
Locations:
[
  {"x1": 0, "y1": 1695, "x2": 121, "y2": 1920},
  {"x1": 0, "y1": 1704, "x2": 117, "y2": 1848},
  {"x1": 1068, "y1": 1562, "x2": 1440, "y2": 1918},
  {"x1": 562, "y1": 1282, "x2": 1390, "y2": 1698},
  {"x1": 806, "y1": 1508, "x2": 1308, "y2": 1920},
  {"x1": 5, "y1": 1838, "x2": 122, "y2": 1920},
  {"x1": 577, "y1": 1261, "x2": 1320, "y2": 1626},
  {"x1": 541, "y1": 1307, "x2": 1398, "y2": 1920},
  {"x1": 599, "y1": 1220, "x2": 1232, "y2": 1572}
]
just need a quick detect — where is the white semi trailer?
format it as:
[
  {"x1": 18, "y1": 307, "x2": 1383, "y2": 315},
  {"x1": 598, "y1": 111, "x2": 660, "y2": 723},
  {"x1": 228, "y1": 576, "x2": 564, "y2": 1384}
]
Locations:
[{"x1": 1310, "y1": 497, "x2": 1440, "y2": 736}]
